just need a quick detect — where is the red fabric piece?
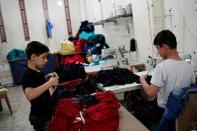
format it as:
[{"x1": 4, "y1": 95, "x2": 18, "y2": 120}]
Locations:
[
  {"x1": 49, "y1": 91, "x2": 120, "y2": 131},
  {"x1": 61, "y1": 54, "x2": 85, "y2": 65},
  {"x1": 73, "y1": 39, "x2": 87, "y2": 52},
  {"x1": 48, "y1": 99, "x2": 83, "y2": 131},
  {"x1": 82, "y1": 91, "x2": 120, "y2": 131}
]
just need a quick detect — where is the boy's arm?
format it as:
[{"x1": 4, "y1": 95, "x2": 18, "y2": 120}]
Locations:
[
  {"x1": 140, "y1": 74, "x2": 159, "y2": 97},
  {"x1": 24, "y1": 76, "x2": 59, "y2": 100}
]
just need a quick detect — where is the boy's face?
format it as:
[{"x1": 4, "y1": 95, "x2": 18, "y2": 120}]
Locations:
[
  {"x1": 33, "y1": 52, "x2": 48, "y2": 70},
  {"x1": 155, "y1": 44, "x2": 167, "y2": 59}
]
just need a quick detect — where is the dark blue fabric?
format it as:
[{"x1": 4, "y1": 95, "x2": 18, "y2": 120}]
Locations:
[
  {"x1": 158, "y1": 85, "x2": 197, "y2": 131},
  {"x1": 85, "y1": 34, "x2": 109, "y2": 54},
  {"x1": 78, "y1": 20, "x2": 94, "y2": 34},
  {"x1": 84, "y1": 45, "x2": 94, "y2": 54},
  {"x1": 9, "y1": 59, "x2": 27, "y2": 84},
  {"x1": 47, "y1": 20, "x2": 53, "y2": 38}
]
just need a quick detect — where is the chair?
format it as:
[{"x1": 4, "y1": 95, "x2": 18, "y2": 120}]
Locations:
[
  {"x1": 0, "y1": 88, "x2": 13, "y2": 114},
  {"x1": 158, "y1": 85, "x2": 197, "y2": 131}
]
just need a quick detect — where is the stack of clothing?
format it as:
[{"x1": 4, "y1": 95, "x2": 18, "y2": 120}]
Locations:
[
  {"x1": 93, "y1": 67, "x2": 140, "y2": 87},
  {"x1": 49, "y1": 91, "x2": 120, "y2": 131},
  {"x1": 85, "y1": 34, "x2": 109, "y2": 55}
]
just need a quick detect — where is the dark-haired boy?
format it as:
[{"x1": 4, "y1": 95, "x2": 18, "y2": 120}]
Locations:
[
  {"x1": 140, "y1": 30, "x2": 195, "y2": 129},
  {"x1": 22, "y1": 41, "x2": 59, "y2": 131}
]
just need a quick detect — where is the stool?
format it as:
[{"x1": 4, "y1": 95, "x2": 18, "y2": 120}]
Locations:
[{"x1": 0, "y1": 88, "x2": 13, "y2": 114}]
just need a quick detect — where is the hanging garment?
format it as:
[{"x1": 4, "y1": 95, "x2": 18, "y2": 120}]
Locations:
[
  {"x1": 47, "y1": 20, "x2": 53, "y2": 38},
  {"x1": 130, "y1": 38, "x2": 136, "y2": 52}
]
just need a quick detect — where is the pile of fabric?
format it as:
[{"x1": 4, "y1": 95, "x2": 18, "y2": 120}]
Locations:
[
  {"x1": 59, "y1": 20, "x2": 110, "y2": 65},
  {"x1": 55, "y1": 64, "x2": 87, "y2": 83},
  {"x1": 49, "y1": 91, "x2": 120, "y2": 131},
  {"x1": 93, "y1": 67, "x2": 140, "y2": 87},
  {"x1": 59, "y1": 40, "x2": 87, "y2": 65},
  {"x1": 85, "y1": 34, "x2": 109, "y2": 55}
]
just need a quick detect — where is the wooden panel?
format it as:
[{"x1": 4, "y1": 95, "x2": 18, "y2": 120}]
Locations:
[
  {"x1": 64, "y1": 0, "x2": 72, "y2": 35},
  {"x1": 0, "y1": 5, "x2": 7, "y2": 43},
  {"x1": 42, "y1": 0, "x2": 51, "y2": 38},
  {"x1": 42, "y1": 0, "x2": 49, "y2": 20},
  {"x1": 18, "y1": 0, "x2": 30, "y2": 41},
  {"x1": 177, "y1": 93, "x2": 197, "y2": 131}
]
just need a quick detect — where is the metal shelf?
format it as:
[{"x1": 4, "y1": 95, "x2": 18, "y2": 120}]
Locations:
[{"x1": 94, "y1": 13, "x2": 133, "y2": 25}]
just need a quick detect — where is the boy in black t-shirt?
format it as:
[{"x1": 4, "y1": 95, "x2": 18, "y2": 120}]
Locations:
[{"x1": 22, "y1": 41, "x2": 59, "y2": 131}]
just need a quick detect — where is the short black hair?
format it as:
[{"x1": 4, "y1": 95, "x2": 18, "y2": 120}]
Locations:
[
  {"x1": 25, "y1": 41, "x2": 49, "y2": 60},
  {"x1": 153, "y1": 30, "x2": 177, "y2": 49}
]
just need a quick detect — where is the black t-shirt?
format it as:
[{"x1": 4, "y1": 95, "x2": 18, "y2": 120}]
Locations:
[{"x1": 22, "y1": 68, "x2": 50, "y2": 117}]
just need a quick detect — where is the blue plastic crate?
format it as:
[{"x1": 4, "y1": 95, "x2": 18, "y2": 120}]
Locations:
[
  {"x1": 8, "y1": 58, "x2": 27, "y2": 84},
  {"x1": 8, "y1": 54, "x2": 57, "y2": 84}
]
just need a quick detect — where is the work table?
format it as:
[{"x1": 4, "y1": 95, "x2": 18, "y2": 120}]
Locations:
[{"x1": 119, "y1": 106, "x2": 148, "y2": 131}]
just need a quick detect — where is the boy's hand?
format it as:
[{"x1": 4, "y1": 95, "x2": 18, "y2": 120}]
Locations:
[
  {"x1": 48, "y1": 76, "x2": 59, "y2": 87},
  {"x1": 140, "y1": 74, "x2": 148, "y2": 83},
  {"x1": 45, "y1": 72, "x2": 58, "y2": 80}
]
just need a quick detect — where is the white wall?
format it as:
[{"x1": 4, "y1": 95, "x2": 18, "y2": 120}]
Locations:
[
  {"x1": 151, "y1": 0, "x2": 165, "y2": 36},
  {"x1": 0, "y1": 0, "x2": 81, "y2": 62},
  {"x1": 47, "y1": 0, "x2": 68, "y2": 50},
  {"x1": 164, "y1": 0, "x2": 197, "y2": 70},
  {"x1": 0, "y1": 0, "x2": 25, "y2": 61},
  {"x1": 25, "y1": 0, "x2": 46, "y2": 42},
  {"x1": 69, "y1": 0, "x2": 81, "y2": 35},
  {"x1": 131, "y1": 0, "x2": 155, "y2": 62},
  {"x1": 79, "y1": 0, "x2": 87, "y2": 21}
]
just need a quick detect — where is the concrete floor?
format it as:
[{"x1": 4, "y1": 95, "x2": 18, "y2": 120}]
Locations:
[{"x1": 0, "y1": 85, "x2": 34, "y2": 131}]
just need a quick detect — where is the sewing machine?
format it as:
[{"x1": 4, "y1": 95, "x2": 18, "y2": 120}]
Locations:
[{"x1": 146, "y1": 56, "x2": 163, "y2": 75}]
